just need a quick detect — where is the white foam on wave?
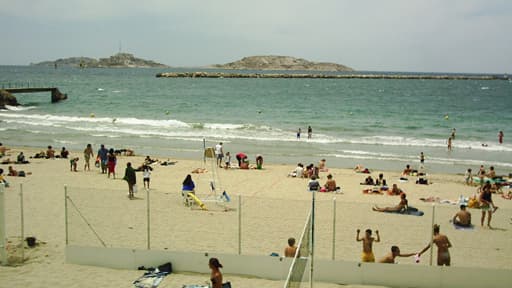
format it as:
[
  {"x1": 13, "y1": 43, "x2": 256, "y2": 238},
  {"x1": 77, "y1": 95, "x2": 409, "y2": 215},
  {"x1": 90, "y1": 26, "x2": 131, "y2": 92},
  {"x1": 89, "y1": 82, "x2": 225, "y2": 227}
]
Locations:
[
  {"x1": 0, "y1": 113, "x2": 190, "y2": 128},
  {"x1": 327, "y1": 151, "x2": 512, "y2": 168},
  {"x1": 4, "y1": 105, "x2": 37, "y2": 111}
]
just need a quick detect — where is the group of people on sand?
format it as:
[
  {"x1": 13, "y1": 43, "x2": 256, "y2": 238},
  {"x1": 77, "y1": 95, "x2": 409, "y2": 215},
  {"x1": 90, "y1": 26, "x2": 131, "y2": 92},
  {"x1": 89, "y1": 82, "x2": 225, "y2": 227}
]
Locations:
[
  {"x1": 356, "y1": 224, "x2": 452, "y2": 265},
  {"x1": 288, "y1": 159, "x2": 340, "y2": 192},
  {"x1": 213, "y1": 142, "x2": 263, "y2": 170}
]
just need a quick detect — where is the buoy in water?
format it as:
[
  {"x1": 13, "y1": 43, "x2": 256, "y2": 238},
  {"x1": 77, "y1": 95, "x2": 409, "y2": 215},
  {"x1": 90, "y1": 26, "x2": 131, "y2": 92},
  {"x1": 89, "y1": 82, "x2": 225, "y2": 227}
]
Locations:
[
  {"x1": 444, "y1": 114, "x2": 449, "y2": 120},
  {"x1": 90, "y1": 113, "x2": 95, "y2": 118},
  {"x1": 165, "y1": 110, "x2": 170, "y2": 115}
]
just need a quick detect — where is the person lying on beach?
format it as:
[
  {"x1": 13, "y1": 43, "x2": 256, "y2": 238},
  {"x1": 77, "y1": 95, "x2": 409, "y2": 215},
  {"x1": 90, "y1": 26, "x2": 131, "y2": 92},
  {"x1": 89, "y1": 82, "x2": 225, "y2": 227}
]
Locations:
[
  {"x1": 284, "y1": 237, "x2": 299, "y2": 258},
  {"x1": 191, "y1": 168, "x2": 208, "y2": 174},
  {"x1": 114, "y1": 149, "x2": 134, "y2": 156},
  {"x1": 144, "y1": 156, "x2": 158, "y2": 165},
  {"x1": 16, "y1": 152, "x2": 30, "y2": 164},
  {"x1": 378, "y1": 246, "x2": 416, "y2": 264},
  {"x1": 1, "y1": 158, "x2": 16, "y2": 165},
  {"x1": 373, "y1": 193, "x2": 408, "y2": 212},
  {"x1": 363, "y1": 186, "x2": 383, "y2": 195},
  {"x1": 354, "y1": 164, "x2": 370, "y2": 174},
  {"x1": 8, "y1": 166, "x2": 31, "y2": 177},
  {"x1": 452, "y1": 205, "x2": 471, "y2": 227},
  {"x1": 31, "y1": 151, "x2": 46, "y2": 159},
  {"x1": 356, "y1": 228, "x2": 380, "y2": 262}
]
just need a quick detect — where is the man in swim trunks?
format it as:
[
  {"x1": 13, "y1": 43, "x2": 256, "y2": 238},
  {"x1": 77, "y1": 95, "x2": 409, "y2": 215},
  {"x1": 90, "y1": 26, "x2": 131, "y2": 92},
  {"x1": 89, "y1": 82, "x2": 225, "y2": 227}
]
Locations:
[
  {"x1": 378, "y1": 246, "x2": 416, "y2": 264},
  {"x1": 453, "y1": 205, "x2": 471, "y2": 227},
  {"x1": 419, "y1": 224, "x2": 452, "y2": 266},
  {"x1": 356, "y1": 228, "x2": 380, "y2": 262}
]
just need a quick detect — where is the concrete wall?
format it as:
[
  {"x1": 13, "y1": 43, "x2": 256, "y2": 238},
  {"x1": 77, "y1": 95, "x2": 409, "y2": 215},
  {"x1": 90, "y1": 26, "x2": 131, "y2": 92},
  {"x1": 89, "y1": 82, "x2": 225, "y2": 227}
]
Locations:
[{"x1": 66, "y1": 246, "x2": 512, "y2": 288}]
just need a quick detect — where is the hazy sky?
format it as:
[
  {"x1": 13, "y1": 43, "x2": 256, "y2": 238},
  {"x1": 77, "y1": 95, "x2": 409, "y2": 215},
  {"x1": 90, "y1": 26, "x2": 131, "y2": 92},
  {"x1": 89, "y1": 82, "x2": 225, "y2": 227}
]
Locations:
[{"x1": 1, "y1": 0, "x2": 511, "y2": 73}]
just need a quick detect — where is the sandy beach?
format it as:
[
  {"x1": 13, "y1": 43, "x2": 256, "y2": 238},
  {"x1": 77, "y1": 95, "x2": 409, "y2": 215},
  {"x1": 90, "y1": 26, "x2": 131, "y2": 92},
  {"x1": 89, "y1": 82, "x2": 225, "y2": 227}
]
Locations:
[{"x1": 0, "y1": 146, "x2": 511, "y2": 288}]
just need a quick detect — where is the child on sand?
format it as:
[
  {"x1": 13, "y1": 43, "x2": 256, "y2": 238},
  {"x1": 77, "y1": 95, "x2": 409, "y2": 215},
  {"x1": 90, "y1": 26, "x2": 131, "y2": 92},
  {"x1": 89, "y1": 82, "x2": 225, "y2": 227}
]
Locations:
[
  {"x1": 224, "y1": 152, "x2": 231, "y2": 169},
  {"x1": 356, "y1": 228, "x2": 380, "y2": 262},
  {"x1": 142, "y1": 164, "x2": 152, "y2": 189},
  {"x1": 70, "y1": 157, "x2": 79, "y2": 172}
]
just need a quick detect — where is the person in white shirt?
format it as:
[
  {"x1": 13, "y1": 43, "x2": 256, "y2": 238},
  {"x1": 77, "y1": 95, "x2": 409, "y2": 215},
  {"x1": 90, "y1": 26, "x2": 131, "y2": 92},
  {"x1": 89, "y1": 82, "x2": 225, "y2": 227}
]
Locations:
[{"x1": 214, "y1": 142, "x2": 224, "y2": 168}]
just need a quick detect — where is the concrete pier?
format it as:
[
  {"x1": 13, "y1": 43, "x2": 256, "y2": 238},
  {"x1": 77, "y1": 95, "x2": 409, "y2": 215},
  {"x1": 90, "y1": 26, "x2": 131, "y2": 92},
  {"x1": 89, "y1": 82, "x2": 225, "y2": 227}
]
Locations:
[
  {"x1": 4, "y1": 87, "x2": 67, "y2": 103},
  {"x1": 156, "y1": 71, "x2": 509, "y2": 80}
]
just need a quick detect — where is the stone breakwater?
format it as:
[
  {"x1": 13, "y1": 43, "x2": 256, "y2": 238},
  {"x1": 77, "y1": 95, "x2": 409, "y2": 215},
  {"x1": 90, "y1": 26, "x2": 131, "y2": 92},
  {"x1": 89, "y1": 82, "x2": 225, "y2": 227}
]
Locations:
[{"x1": 156, "y1": 71, "x2": 509, "y2": 80}]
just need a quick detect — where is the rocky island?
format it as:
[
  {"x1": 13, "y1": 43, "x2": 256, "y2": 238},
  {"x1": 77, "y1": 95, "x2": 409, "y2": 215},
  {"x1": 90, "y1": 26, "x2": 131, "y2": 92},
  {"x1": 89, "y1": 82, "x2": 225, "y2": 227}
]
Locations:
[
  {"x1": 212, "y1": 55, "x2": 353, "y2": 71},
  {"x1": 32, "y1": 53, "x2": 168, "y2": 68}
]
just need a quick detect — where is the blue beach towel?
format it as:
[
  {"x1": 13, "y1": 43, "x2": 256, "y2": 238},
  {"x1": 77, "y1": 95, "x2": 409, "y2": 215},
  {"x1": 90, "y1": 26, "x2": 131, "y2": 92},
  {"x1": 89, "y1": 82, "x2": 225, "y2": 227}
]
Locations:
[{"x1": 384, "y1": 206, "x2": 424, "y2": 216}]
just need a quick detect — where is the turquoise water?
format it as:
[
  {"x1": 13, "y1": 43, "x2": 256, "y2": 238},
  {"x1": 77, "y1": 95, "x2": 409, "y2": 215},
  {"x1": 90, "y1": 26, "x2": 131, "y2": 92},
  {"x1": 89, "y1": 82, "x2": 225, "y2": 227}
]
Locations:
[{"x1": 1, "y1": 66, "x2": 511, "y2": 174}]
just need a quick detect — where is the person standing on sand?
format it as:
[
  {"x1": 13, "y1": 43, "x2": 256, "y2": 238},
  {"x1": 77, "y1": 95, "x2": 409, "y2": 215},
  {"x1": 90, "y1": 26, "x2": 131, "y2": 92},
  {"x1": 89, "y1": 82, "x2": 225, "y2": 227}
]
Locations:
[
  {"x1": 297, "y1": 128, "x2": 301, "y2": 140},
  {"x1": 214, "y1": 142, "x2": 224, "y2": 168},
  {"x1": 124, "y1": 162, "x2": 136, "y2": 200},
  {"x1": 356, "y1": 228, "x2": 380, "y2": 262},
  {"x1": 97, "y1": 144, "x2": 108, "y2": 174},
  {"x1": 447, "y1": 137, "x2": 453, "y2": 151},
  {"x1": 479, "y1": 182, "x2": 498, "y2": 227},
  {"x1": 284, "y1": 237, "x2": 299, "y2": 257},
  {"x1": 107, "y1": 148, "x2": 117, "y2": 179},
  {"x1": 419, "y1": 152, "x2": 425, "y2": 164},
  {"x1": 83, "y1": 144, "x2": 94, "y2": 171},
  {"x1": 307, "y1": 126, "x2": 312, "y2": 139},
  {"x1": 418, "y1": 224, "x2": 452, "y2": 266},
  {"x1": 498, "y1": 131, "x2": 504, "y2": 144},
  {"x1": 378, "y1": 246, "x2": 416, "y2": 264}
]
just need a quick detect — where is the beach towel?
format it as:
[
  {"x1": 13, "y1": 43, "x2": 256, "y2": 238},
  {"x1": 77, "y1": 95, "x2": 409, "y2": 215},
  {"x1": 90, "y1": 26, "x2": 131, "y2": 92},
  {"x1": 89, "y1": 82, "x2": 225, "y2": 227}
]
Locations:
[
  {"x1": 133, "y1": 271, "x2": 169, "y2": 288},
  {"x1": 453, "y1": 223, "x2": 475, "y2": 230},
  {"x1": 383, "y1": 206, "x2": 424, "y2": 216},
  {"x1": 183, "y1": 282, "x2": 231, "y2": 288}
]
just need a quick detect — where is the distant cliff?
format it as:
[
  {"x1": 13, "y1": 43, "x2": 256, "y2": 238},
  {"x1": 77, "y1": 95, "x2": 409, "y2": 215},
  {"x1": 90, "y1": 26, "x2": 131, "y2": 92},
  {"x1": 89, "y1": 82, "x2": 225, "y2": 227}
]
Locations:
[
  {"x1": 212, "y1": 55, "x2": 353, "y2": 71},
  {"x1": 32, "y1": 53, "x2": 168, "y2": 68}
]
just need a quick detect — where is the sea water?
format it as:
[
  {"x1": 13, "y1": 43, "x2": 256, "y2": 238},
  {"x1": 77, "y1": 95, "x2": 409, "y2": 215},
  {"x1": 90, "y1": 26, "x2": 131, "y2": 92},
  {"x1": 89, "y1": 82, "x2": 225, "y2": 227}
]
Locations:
[{"x1": 1, "y1": 66, "x2": 511, "y2": 174}]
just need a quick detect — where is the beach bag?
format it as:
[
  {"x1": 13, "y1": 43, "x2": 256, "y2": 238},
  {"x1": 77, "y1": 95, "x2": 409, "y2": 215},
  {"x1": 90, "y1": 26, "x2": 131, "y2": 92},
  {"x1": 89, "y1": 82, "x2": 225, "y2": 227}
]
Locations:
[
  {"x1": 157, "y1": 262, "x2": 173, "y2": 274},
  {"x1": 222, "y1": 282, "x2": 232, "y2": 288},
  {"x1": 18, "y1": 171, "x2": 26, "y2": 177}
]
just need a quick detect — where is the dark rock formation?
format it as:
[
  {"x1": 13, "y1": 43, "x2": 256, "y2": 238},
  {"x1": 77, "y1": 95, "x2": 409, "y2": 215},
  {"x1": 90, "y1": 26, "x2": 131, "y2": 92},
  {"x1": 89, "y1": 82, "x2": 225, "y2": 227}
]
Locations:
[
  {"x1": 0, "y1": 89, "x2": 19, "y2": 109},
  {"x1": 32, "y1": 53, "x2": 168, "y2": 68},
  {"x1": 213, "y1": 55, "x2": 354, "y2": 71}
]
